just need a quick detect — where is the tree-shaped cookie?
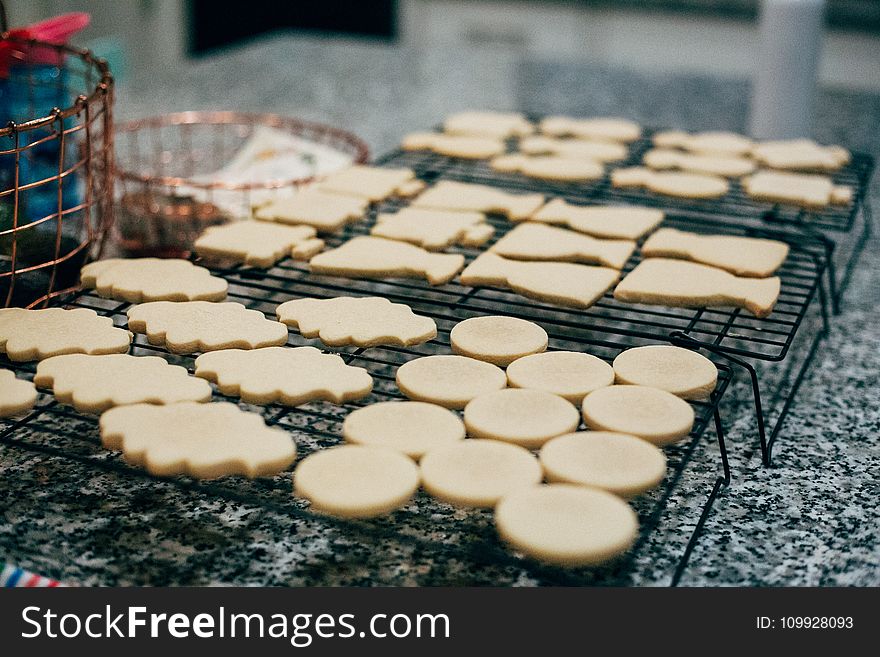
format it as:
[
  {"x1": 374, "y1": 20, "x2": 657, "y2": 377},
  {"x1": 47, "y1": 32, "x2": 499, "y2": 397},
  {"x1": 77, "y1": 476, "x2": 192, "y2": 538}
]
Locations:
[
  {"x1": 81, "y1": 258, "x2": 228, "y2": 302},
  {"x1": 276, "y1": 296, "x2": 436, "y2": 347},
  {"x1": 127, "y1": 301, "x2": 288, "y2": 354},
  {"x1": 35, "y1": 354, "x2": 212, "y2": 413},
  {"x1": 0, "y1": 307, "x2": 131, "y2": 362},
  {"x1": 194, "y1": 346, "x2": 373, "y2": 405},
  {"x1": 99, "y1": 401, "x2": 296, "y2": 478}
]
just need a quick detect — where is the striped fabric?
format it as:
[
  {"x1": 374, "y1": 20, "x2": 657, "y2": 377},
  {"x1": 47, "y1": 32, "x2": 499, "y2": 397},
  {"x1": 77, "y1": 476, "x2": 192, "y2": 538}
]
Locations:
[{"x1": 1, "y1": 563, "x2": 63, "y2": 587}]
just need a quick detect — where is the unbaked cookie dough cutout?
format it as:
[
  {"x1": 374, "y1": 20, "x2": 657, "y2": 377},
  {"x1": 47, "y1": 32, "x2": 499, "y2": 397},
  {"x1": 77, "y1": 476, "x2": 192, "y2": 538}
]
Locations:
[
  {"x1": 396, "y1": 354, "x2": 506, "y2": 410},
  {"x1": 254, "y1": 187, "x2": 369, "y2": 233},
  {"x1": 495, "y1": 484, "x2": 639, "y2": 566},
  {"x1": 193, "y1": 221, "x2": 324, "y2": 267},
  {"x1": 491, "y1": 154, "x2": 605, "y2": 182},
  {"x1": 0, "y1": 369, "x2": 37, "y2": 417},
  {"x1": 539, "y1": 431, "x2": 667, "y2": 498},
  {"x1": 491, "y1": 222, "x2": 635, "y2": 269},
  {"x1": 309, "y1": 236, "x2": 465, "y2": 285},
  {"x1": 194, "y1": 346, "x2": 372, "y2": 406},
  {"x1": 293, "y1": 444, "x2": 419, "y2": 518},
  {"x1": 742, "y1": 170, "x2": 852, "y2": 208},
  {"x1": 411, "y1": 180, "x2": 544, "y2": 220},
  {"x1": 420, "y1": 439, "x2": 542, "y2": 508},
  {"x1": 0, "y1": 307, "x2": 131, "y2": 362},
  {"x1": 611, "y1": 167, "x2": 729, "y2": 199},
  {"x1": 314, "y1": 165, "x2": 416, "y2": 201},
  {"x1": 371, "y1": 207, "x2": 493, "y2": 251},
  {"x1": 505, "y1": 351, "x2": 614, "y2": 404},
  {"x1": 127, "y1": 301, "x2": 288, "y2": 354},
  {"x1": 614, "y1": 258, "x2": 781, "y2": 318},
  {"x1": 277, "y1": 296, "x2": 437, "y2": 348},
  {"x1": 652, "y1": 130, "x2": 754, "y2": 156},
  {"x1": 35, "y1": 354, "x2": 212, "y2": 413},
  {"x1": 751, "y1": 139, "x2": 850, "y2": 171},
  {"x1": 464, "y1": 388, "x2": 580, "y2": 448},
  {"x1": 402, "y1": 132, "x2": 505, "y2": 159},
  {"x1": 450, "y1": 315, "x2": 548, "y2": 367},
  {"x1": 343, "y1": 400, "x2": 465, "y2": 459},
  {"x1": 519, "y1": 135, "x2": 627, "y2": 162},
  {"x1": 460, "y1": 252, "x2": 619, "y2": 309},
  {"x1": 443, "y1": 110, "x2": 534, "y2": 139},
  {"x1": 100, "y1": 401, "x2": 296, "y2": 479},
  {"x1": 640, "y1": 227, "x2": 789, "y2": 277},
  {"x1": 81, "y1": 258, "x2": 228, "y2": 303},
  {"x1": 529, "y1": 199, "x2": 664, "y2": 241},
  {"x1": 642, "y1": 148, "x2": 756, "y2": 177},
  {"x1": 612, "y1": 345, "x2": 717, "y2": 400},
  {"x1": 539, "y1": 116, "x2": 641, "y2": 143},
  {"x1": 581, "y1": 384, "x2": 694, "y2": 446}
]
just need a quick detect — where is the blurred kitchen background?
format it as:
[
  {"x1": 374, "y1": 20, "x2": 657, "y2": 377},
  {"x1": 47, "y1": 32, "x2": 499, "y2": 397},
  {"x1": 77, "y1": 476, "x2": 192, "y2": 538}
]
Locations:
[{"x1": 9, "y1": 0, "x2": 880, "y2": 90}]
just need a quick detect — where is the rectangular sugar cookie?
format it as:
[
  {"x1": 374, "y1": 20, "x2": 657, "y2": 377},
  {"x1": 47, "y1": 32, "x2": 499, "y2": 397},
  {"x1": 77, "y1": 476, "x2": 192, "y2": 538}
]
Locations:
[
  {"x1": 640, "y1": 227, "x2": 789, "y2": 277},
  {"x1": 613, "y1": 258, "x2": 781, "y2": 318},
  {"x1": 529, "y1": 199, "x2": 664, "y2": 241}
]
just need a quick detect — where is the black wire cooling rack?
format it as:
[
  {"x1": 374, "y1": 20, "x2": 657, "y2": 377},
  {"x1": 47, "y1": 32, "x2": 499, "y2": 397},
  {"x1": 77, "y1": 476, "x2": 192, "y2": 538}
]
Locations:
[{"x1": 0, "y1": 133, "x2": 845, "y2": 585}]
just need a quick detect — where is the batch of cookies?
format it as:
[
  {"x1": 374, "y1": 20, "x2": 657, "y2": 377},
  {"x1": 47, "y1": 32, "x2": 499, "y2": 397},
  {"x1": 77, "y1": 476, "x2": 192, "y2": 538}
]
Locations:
[{"x1": 3, "y1": 107, "x2": 826, "y2": 569}]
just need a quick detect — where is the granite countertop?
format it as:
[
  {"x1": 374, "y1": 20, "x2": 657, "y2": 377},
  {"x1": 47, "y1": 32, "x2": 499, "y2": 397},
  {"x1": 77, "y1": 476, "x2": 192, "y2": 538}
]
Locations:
[{"x1": 1, "y1": 33, "x2": 877, "y2": 586}]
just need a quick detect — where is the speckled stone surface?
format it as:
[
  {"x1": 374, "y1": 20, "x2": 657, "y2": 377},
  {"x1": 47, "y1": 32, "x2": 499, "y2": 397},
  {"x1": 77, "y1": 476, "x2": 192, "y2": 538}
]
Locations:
[{"x1": 0, "y1": 34, "x2": 877, "y2": 586}]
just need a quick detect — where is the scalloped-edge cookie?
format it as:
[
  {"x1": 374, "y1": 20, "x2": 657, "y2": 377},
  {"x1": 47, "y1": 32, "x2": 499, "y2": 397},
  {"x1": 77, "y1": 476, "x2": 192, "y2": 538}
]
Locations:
[
  {"x1": 611, "y1": 166, "x2": 729, "y2": 199},
  {"x1": 276, "y1": 296, "x2": 437, "y2": 347},
  {"x1": 81, "y1": 258, "x2": 228, "y2": 303},
  {"x1": 491, "y1": 222, "x2": 635, "y2": 269},
  {"x1": 652, "y1": 130, "x2": 753, "y2": 156},
  {"x1": 491, "y1": 153, "x2": 604, "y2": 182},
  {"x1": 309, "y1": 236, "x2": 465, "y2": 285},
  {"x1": 34, "y1": 353, "x2": 212, "y2": 413},
  {"x1": 741, "y1": 170, "x2": 852, "y2": 208},
  {"x1": 127, "y1": 301, "x2": 288, "y2": 354},
  {"x1": 443, "y1": 110, "x2": 533, "y2": 139},
  {"x1": 314, "y1": 165, "x2": 416, "y2": 201},
  {"x1": 640, "y1": 227, "x2": 789, "y2": 277},
  {"x1": 411, "y1": 180, "x2": 544, "y2": 220},
  {"x1": 0, "y1": 307, "x2": 132, "y2": 362},
  {"x1": 613, "y1": 258, "x2": 780, "y2": 318},
  {"x1": 519, "y1": 135, "x2": 627, "y2": 162},
  {"x1": 193, "y1": 220, "x2": 324, "y2": 267},
  {"x1": 371, "y1": 207, "x2": 493, "y2": 250},
  {"x1": 194, "y1": 346, "x2": 372, "y2": 406},
  {"x1": 643, "y1": 148, "x2": 756, "y2": 178},
  {"x1": 402, "y1": 132, "x2": 505, "y2": 159},
  {"x1": 529, "y1": 199, "x2": 664, "y2": 241},
  {"x1": 0, "y1": 369, "x2": 37, "y2": 417},
  {"x1": 460, "y1": 252, "x2": 619, "y2": 309},
  {"x1": 254, "y1": 187, "x2": 369, "y2": 233},
  {"x1": 100, "y1": 401, "x2": 296, "y2": 479},
  {"x1": 539, "y1": 116, "x2": 641, "y2": 143}
]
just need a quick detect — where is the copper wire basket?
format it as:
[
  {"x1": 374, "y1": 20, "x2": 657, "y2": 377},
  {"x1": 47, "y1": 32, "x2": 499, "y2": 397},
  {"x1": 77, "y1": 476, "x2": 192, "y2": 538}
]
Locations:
[
  {"x1": 0, "y1": 27, "x2": 114, "y2": 308},
  {"x1": 114, "y1": 111, "x2": 370, "y2": 257}
]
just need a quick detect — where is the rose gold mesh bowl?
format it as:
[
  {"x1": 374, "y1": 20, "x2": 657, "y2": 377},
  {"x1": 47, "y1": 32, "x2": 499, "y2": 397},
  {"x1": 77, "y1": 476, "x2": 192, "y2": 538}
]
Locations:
[
  {"x1": 113, "y1": 111, "x2": 370, "y2": 257},
  {"x1": 0, "y1": 34, "x2": 114, "y2": 308}
]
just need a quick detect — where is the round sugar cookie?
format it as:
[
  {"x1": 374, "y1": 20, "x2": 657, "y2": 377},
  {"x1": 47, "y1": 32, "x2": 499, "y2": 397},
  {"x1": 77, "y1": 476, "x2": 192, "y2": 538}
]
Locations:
[
  {"x1": 464, "y1": 388, "x2": 579, "y2": 448},
  {"x1": 581, "y1": 385, "x2": 694, "y2": 446},
  {"x1": 495, "y1": 484, "x2": 638, "y2": 566},
  {"x1": 450, "y1": 316, "x2": 548, "y2": 367},
  {"x1": 539, "y1": 431, "x2": 666, "y2": 498},
  {"x1": 294, "y1": 445, "x2": 419, "y2": 518},
  {"x1": 420, "y1": 439, "x2": 542, "y2": 507},
  {"x1": 505, "y1": 351, "x2": 614, "y2": 404},
  {"x1": 612, "y1": 345, "x2": 718, "y2": 400},
  {"x1": 343, "y1": 401, "x2": 465, "y2": 459},
  {"x1": 396, "y1": 355, "x2": 506, "y2": 409}
]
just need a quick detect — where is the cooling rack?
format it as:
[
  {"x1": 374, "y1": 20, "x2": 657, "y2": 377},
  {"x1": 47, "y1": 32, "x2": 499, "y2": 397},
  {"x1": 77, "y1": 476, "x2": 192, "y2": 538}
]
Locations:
[
  {"x1": 375, "y1": 147, "x2": 831, "y2": 465},
  {"x1": 0, "y1": 284, "x2": 732, "y2": 586}
]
